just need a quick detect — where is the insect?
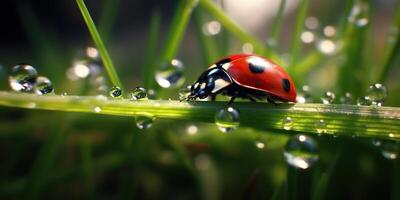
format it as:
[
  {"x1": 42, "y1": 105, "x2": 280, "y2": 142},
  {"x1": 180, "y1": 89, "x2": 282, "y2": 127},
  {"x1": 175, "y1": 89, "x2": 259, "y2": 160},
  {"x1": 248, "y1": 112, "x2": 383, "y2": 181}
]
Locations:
[{"x1": 187, "y1": 54, "x2": 297, "y2": 104}]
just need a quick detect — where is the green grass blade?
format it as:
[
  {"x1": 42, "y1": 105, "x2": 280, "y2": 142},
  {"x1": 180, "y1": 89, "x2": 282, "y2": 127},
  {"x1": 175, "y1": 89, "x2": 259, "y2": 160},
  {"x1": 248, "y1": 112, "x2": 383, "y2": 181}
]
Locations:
[
  {"x1": 80, "y1": 141, "x2": 95, "y2": 200},
  {"x1": 0, "y1": 92, "x2": 399, "y2": 141},
  {"x1": 267, "y1": 0, "x2": 287, "y2": 51},
  {"x1": 289, "y1": 0, "x2": 309, "y2": 70},
  {"x1": 159, "y1": 0, "x2": 199, "y2": 62},
  {"x1": 143, "y1": 10, "x2": 161, "y2": 89},
  {"x1": 199, "y1": 0, "x2": 281, "y2": 63},
  {"x1": 98, "y1": 0, "x2": 120, "y2": 45},
  {"x1": 23, "y1": 115, "x2": 70, "y2": 200},
  {"x1": 76, "y1": 0, "x2": 123, "y2": 89}
]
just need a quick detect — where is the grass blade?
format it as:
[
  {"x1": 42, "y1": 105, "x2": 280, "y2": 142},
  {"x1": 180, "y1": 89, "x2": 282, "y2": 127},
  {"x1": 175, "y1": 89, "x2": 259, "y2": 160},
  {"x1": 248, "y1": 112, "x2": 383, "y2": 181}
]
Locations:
[
  {"x1": 267, "y1": 0, "x2": 287, "y2": 52},
  {"x1": 143, "y1": 10, "x2": 161, "y2": 89},
  {"x1": 80, "y1": 141, "x2": 95, "y2": 200},
  {"x1": 289, "y1": 0, "x2": 309, "y2": 70},
  {"x1": 98, "y1": 0, "x2": 120, "y2": 45},
  {"x1": 76, "y1": 0, "x2": 123, "y2": 89},
  {"x1": 0, "y1": 92, "x2": 399, "y2": 141}
]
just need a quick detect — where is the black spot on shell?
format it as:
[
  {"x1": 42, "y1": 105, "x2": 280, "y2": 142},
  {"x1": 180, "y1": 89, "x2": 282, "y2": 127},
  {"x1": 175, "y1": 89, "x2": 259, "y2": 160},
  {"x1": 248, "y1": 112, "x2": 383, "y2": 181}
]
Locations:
[
  {"x1": 282, "y1": 79, "x2": 290, "y2": 92},
  {"x1": 215, "y1": 58, "x2": 231, "y2": 67},
  {"x1": 248, "y1": 62, "x2": 265, "y2": 73}
]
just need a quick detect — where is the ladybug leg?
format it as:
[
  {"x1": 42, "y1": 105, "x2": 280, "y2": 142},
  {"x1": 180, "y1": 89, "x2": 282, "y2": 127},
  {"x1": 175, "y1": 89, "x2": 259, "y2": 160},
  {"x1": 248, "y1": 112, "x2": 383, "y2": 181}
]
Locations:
[
  {"x1": 245, "y1": 95, "x2": 257, "y2": 102},
  {"x1": 210, "y1": 94, "x2": 217, "y2": 101},
  {"x1": 228, "y1": 96, "x2": 237, "y2": 105},
  {"x1": 267, "y1": 96, "x2": 278, "y2": 106}
]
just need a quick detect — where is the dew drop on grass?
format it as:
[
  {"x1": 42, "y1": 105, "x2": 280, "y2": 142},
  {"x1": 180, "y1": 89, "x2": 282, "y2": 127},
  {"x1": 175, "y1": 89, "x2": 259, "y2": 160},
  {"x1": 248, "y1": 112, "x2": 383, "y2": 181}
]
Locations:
[
  {"x1": 367, "y1": 83, "x2": 387, "y2": 106},
  {"x1": 155, "y1": 59, "x2": 185, "y2": 88},
  {"x1": 109, "y1": 86, "x2": 122, "y2": 98},
  {"x1": 34, "y1": 76, "x2": 54, "y2": 95},
  {"x1": 93, "y1": 106, "x2": 101, "y2": 113},
  {"x1": 282, "y1": 117, "x2": 293, "y2": 130},
  {"x1": 255, "y1": 141, "x2": 265, "y2": 149},
  {"x1": 130, "y1": 87, "x2": 147, "y2": 100},
  {"x1": 284, "y1": 134, "x2": 319, "y2": 169},
  {"x1": 321, "y1": 91, "x2": 335, "y2": 104},
  {"x1": 214, "y1": 107, "x2": 240, "y2": 133},
  {"x1": 9, "y1": 64, "x2": 38, "y2": 92},
  {"x1": 340, "y1": 92, "x2": 353, "y2": 104},
  {"x1": 315, "y1": 119, "x2": 327, "y2": 135},
  {"x1": 348, "y1": 1, "x2": 369, "y2": 27},
  {"x1": 186, "y1": 125, "x2": 198, "y2": 135},
  {"x1": 296, "y1": 85, "x2": 313, "y2": 103},
  {"x1": 357, "y1": 96, "x2": 372, "y2": 106},
  {"x1": 135, "y1": 114, "x2": 154, "y2": 129},
  {"x1": 380, "y1": 141, "x2": 399, "y2": 160},
  {"x1": 147, "y1": 89, "x2": 157, "y2": 99}
]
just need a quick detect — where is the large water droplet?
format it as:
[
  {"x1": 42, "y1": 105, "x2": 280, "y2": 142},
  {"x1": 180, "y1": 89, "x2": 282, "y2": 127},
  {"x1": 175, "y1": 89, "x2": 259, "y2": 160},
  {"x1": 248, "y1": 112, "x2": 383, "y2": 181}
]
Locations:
[
  {"x1": 340, "y1": 92, "x2": 353, "y2": 105},
  {"x1": 367, "y1": 83, "x2": 387, "y2": 106},
  {"x1": 109, "y1": 86, "x2": 122, "y2": 98},
  {"x1": 9, "y1": 64, "x2": 38, "y2": 92},
  {"x1": 348, "y1": 1, "x2": 369, "y2": 27},
  {"x1": 284, "y1": 134, "x2": 319, "y2": 169},
  {"x1": 321, "y1": 91, "x2": 335, "y2": 104},
  {"x1": 155, "y1": 59, "x2": 185, "y2": 88},
  {"x1": 283, "y1": 117, "x2": 294, "y2": 130},
  {"x1": 135, "y1": 114, "x2": 154, "y2": 129},
  {"x1": 357, "y1": 96, "x2": 372, "y2": 106},
  {"x1": 315, "y1": 119, "x2": 327, "y2": 134},
  {"x1": 130, "y1": 87, "x2": 147, "y2": 100},
  {"x1": 34, "y1": 76, "x2": 54, "y2": 95},
  {"x1": 214, "y1": 107, "x2": 240, "y2": 133}
]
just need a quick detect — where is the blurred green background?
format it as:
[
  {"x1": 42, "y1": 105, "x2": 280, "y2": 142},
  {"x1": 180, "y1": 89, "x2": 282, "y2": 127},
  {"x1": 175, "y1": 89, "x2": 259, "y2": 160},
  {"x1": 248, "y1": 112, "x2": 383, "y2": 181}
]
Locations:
[{"x1": 0, "y1": 0, "x2": 399, "y2": 199}]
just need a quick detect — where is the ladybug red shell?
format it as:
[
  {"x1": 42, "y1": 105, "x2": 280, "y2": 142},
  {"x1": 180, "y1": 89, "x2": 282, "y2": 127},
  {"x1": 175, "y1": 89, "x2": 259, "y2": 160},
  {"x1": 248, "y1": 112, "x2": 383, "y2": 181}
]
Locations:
[{"x1": 188, "y1": 54, "x2": 297, "y2": 104}]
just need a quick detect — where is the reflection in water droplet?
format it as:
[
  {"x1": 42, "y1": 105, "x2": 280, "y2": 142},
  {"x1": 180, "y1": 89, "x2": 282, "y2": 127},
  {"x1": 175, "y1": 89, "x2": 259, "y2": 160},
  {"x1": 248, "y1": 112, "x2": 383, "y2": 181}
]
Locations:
[
  {"x1": 340, "y1": 92, "x2": 353, "y2": 104},
  {"x1": 283, "y1": 117, "x2": 293, "y2": 130},
  {"x1": 155, "y1": 59, "x2": 185, "y2": 88},
  {"x1": 315, "y1": 119, "x2": 327, "y2": 134},
  {"x1": 357, "y1": 96, "x2": 372, "y2": 106},
  {"x1": 214, "y1": 107, "x2": 240, "y2": 133},
  {"x1": 9, "y1": 64, "x2": 38, "y2": 92},
  {"x1": 284, "y1": 134, "x2": 319, "y2": 169},
  {"x1": 348, "y1": 1, "x2": 369, "y2": 27},
  {"x1": 367, "y1": 83, "x2": 387, "y2": 106},
  {"x1": 34, "y1": 76, "x2": 54, "y2": 95},
  {"x1": 296, "y1": 85, "x2": 312, "y2": 103},
  {"x1": 135, "y1": 114, "x2": 154, "y2": 129},
  {"x1": 186, "y1": 125, "x2": 198, "y2": 135},
  {"x1": 321, "y1": 91, "x2": 335, "y2": 104},
  {"x1": 109, "y1": 86, "x2": 122, "y2": 98},
  {"x1": 130, "y1": 87, "x2": 147, "y2": 100}
]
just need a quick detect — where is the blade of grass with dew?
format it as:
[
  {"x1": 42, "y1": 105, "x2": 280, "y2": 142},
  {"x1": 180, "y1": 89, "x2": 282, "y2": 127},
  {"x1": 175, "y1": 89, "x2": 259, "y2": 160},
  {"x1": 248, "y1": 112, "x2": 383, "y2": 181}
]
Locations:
[
  {"x1": 98, "y1": 0, "x2": 120, "y2": 45},
  {"x1": 193, "y1": 9, "x2": 220, "y2": 65},
  {"x1": 199, "y1": 0, "x2": 281, "y2": 63},
  {"x1": 143, "y1": 9, "x2": 161, "y2": 90},
  {"x1": 76, "y1": 0, "x2": 123, "y2": 90},
  {"x1": 378, "y1": 1, "x2": 400, "y2": 83},
  {"x1": 288, "y1": 0, "x2": 309, "y2": 71},
  {"x1": 267, "y1": 0, "x2": 286, "y2": 53},
  {"x1": 0, "y1": 92, "x2": 399, "y2": 141},
  {"x1": 23, "y1": 114, "x2": 70, "y2": 200},
  {"x1": 80, "y1": 141, "x2": 95, "y2": 200}
]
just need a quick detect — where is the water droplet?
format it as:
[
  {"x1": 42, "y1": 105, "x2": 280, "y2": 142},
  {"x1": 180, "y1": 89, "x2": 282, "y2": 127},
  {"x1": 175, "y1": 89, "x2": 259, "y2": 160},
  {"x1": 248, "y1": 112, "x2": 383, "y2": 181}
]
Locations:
[
  {"x1": 323, "y1": 25, "x2": 336, "y2": 37},
  {"x1": 9, "y1": 64, "x2": 38, "y2": 92},
  {"x1": 321, "y1": 91, "x2": 335, "y2": 104},
  {"x1": 305, "y1": 16, "x2": 319, "y2": 30},
  {"x1": 135, "y1": 113, "x2": 154, "y2": 129},
  {"x1": 130, "y1": 87, "x2": 147, "y2": 100},
  {"x1": 179, "y1": 85, "x2": 192, "y2": 101},
  {"x1": 186, "y1": 125, "x2": 198, "y2": 135},
  {"x1": 357, "y1": 96, "x2": 372, "y2": 106},
  {"x1": 93, "y1": 106, "x2": 101, "y2": 113},
  {"x1": 301, "y1": 31, "x2": 315, "y2": 44},
  {"x1": 70, "y1": 61, "x2": 90, "y2": 79},
  {"x1": 296, "y1": 85, "x2": 312, "y2": 103},
  {"x1": 367, "y1": 83, "x2": 387, "y2": 106},
  {"x1": 242, "y1": 43, "x2": 254, "y2": 53},
  {"x1": 255, "y1": 141, "x2": 265, "y2": 149},
  {"x1": 147, "y1": 89, "x2": 157, "y2": 99},
  {"x1": 372, "y1": 139, "x2": 381, "y2": 147},
  {"x1": 316, "y1": 39, "x2": 337, "y2": 55},
  {"x1": 315, "y1": 119, "x2": 327, "y2": 134},
  {"x1": 284, "y1": 134, "x2": 319, "y2": 169},
  {"x1": 202, "y1": 20, "x2": 221, "y2": 36},
  {"x1": 109, "y1": 86, "x2": 122, "y2": 98},
  {"x1": 155, "y1": 59, "x2": 185, "y2": 88},
  {"x1": 86, "y1": 47, "x2": 99, "y2": 59},
  {"x1": 34, "y1": 76, "x2": 54, "y2": 95},
  {"x1": 380, "y1": 141, "x2": 399, "y2": 160},
  {"x1": 283, "y1": 117, "x2": 293, "y2": 130},
  {"x1": 61, "y1": 92, "x2": 68, "y2": 96},
  {"x1": 348, "y1": 1, "x2": 369, "y2": 27},
  {"x1": 340, "y1": 92, "x2": 353, "y2": 104},
  {"x1": 214, "y1": 107, "x2": 240, "y2": 133}
]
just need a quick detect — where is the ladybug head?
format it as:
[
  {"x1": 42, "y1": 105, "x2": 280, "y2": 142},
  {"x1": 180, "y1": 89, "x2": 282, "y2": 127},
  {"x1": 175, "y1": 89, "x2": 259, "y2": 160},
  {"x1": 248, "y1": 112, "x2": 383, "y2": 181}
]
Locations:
[{"x1": 188, "y1": 68, "x2": 232, "y2": 101}]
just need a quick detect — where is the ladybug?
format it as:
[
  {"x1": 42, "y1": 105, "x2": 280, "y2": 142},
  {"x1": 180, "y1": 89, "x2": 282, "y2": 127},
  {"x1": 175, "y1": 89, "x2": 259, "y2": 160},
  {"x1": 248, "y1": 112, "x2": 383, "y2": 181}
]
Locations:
[{"x1": 188, "y1": 54, "x2": 296, "y2": 104}]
